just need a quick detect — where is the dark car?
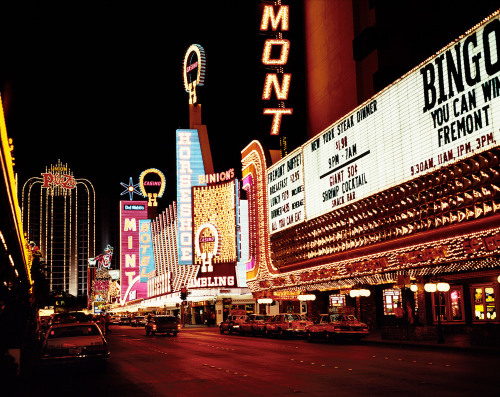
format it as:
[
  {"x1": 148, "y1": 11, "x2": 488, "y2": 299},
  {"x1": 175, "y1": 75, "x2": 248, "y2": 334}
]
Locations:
[
  {"x1": 145, "y1": 315, "x2": 180, "y2": 336},
  {"x1": 41, "y1": 322, "x2": 109, "y2": 366},
  {"x1": 131, "y1": 316, "x2": 146, "y2": 327},
  {"x1": 119, "y1": 316, "x2": 132, "y2": 326}
]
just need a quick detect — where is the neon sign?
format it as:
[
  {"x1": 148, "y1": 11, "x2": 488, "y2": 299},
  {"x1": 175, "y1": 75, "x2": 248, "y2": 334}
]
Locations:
[
  {"x1": 260, "y1": 4, "x2": 293, "y2": 136},
  {"x1": 41, "y1": 172, "x2": 76, "y2": 189},
  {"x1": 194, "y1": 222, "x2": 219, "y2": 273},
  {"x1": 176, "y1": 129, "x2": 207, "y2": 264},
  {"x1": 120, "y1": 200, "x2": 148, "y2": 303},
  {"x1": 139, "y1": 168, "x2": 166, "y2": 207},
  {"x1": 183, "y1": 44, "x2": 206, "y2": 104}
]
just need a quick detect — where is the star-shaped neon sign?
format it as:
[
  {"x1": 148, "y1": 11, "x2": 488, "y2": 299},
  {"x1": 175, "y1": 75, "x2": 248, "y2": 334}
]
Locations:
[{"x1": 120, "y1": 177, "x2": 142, "y2": 200}]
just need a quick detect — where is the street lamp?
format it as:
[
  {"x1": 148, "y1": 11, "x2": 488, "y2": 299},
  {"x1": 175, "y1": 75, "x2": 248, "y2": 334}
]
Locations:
[
  {"x1": 349, "y1": 287, "x2": 371, "y2": 321},
  {"x1": 257, "y1": 298, "x2": 273, "y2": 315},
  {"x1": 424, "y1": 281, "x2": 450, "y2": 344}
]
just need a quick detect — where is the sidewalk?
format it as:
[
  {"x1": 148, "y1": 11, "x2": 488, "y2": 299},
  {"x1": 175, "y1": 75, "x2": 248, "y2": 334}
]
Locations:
[{"x1": 363, "y1": 329, "x2": 500, "y2": 354}]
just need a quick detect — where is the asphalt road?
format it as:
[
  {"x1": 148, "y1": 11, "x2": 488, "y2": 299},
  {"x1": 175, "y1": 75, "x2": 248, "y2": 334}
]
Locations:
[{"x1": 21, "y1": 325, "x2": 500, "y2": 397}]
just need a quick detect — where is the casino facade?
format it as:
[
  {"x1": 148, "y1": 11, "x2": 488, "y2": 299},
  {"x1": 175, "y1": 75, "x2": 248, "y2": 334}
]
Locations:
[{"x1": 243, "y1": 5, "x2": 500, "y2": 343}]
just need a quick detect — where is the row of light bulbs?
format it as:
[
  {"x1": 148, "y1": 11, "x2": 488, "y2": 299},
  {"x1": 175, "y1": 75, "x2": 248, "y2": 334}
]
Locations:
[{"x1": 271, "y1": 149, "x2": 500, "y2": 269}]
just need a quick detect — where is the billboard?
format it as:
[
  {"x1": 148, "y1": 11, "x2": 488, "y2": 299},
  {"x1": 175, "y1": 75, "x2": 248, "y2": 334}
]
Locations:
[
  {"x1": 176, "y1": 129, "x2": 207, "y2": 265},
  {"x1": 189, "y1": 180, "x2": 238, "y2": 288},
  {"x1": 268, "y1": 13, "x2": 500, "y2": 232},
  {"x1": 120, "y1": 201, "x2": 148, "y2": 303}
]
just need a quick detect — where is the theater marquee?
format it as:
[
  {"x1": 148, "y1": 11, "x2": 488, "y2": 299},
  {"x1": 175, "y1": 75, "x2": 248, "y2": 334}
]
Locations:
[{"x1": 268, "y1": 13, "x2": 500, "y2": 232}]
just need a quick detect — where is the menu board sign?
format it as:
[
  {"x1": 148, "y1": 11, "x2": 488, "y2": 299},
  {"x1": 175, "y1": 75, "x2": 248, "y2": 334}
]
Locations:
[{"x1": 267, "y1": 147, "x2": 305, "y2": 233}]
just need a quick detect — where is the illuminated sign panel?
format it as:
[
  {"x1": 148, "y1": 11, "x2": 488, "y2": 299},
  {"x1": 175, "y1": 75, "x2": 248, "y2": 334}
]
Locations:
[
  {"x1": 139, "y1": 168, "x2": 166, "y2": 207},
  {"x1": 41, "y1": 160, "x2": 76, "y2": 192},
  {"x1": 300, "y1": 15, "x2": 500, "y2": 221},
  {"x1": 189, "y1": 180, "x2": 237, "y2": 288},
  {"x1": 139, "y1": 220, "x2": 155, "y2": 282},
  {"x1": 147, "y1": 273, "x2": 171, "y2": 298},
  {"x1": 267, "y1": 147, "x2": 304, "y2": 233},
  {"x1": 120, "y1": 200, "x2": 148, "y2": 303},
  {"x1": 183, "y1": 44, "x2": 206, "y2": 105},
  {"x1": 260, "y1": 4, "x2": 293, "y2": 136},
  {"x1": 176, "y1": 129, "x2": 207, "y2": 265}
]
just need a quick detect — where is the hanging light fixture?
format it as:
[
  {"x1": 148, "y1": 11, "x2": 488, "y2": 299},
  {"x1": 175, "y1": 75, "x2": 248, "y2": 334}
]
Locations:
[
  {"x1": 424, "y1": 283, "x2": 437, "y2": 293},
  {"x1": 437, "y1": 282, "x2": 450, "y2": 292},
  {"x1": 359, "y1": 289, "x2": 371, "y2": 297},
  {"x1": 257, "y1": 298, "x2": 273, "y2": 304},
  {"x1": 298, "y1": 294, "x2": 316, "y2": 301}
]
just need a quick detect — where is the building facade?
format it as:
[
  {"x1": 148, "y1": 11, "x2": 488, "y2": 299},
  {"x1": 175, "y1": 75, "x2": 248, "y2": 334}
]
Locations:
[{"x1": 243, "y1": 7, "x2": 500, "y2": 344}]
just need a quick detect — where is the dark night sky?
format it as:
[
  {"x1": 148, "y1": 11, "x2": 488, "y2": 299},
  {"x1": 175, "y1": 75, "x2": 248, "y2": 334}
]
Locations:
[{"x1": 1, "y1": 1, "x2": 307, "y2": 250}]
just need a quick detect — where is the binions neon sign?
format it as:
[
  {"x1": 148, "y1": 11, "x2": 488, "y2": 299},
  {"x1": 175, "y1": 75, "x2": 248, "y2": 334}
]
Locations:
[{"x1": 260, "y1": 4, "x2": 293, "y2": 135}]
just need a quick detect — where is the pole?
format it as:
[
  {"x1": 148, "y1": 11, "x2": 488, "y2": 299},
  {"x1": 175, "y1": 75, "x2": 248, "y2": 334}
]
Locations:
[{"x1": 436, "y1": 291, "x2": 444, "y2": 344}]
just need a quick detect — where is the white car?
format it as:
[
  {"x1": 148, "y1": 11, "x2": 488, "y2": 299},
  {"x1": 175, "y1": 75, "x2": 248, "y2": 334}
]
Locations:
[
  {"x1": 306, "y1": 313, "x2": 369, "y2": 342},
  {"x1": 41, "y1": 321, "x2": 110, "y2": 365}
]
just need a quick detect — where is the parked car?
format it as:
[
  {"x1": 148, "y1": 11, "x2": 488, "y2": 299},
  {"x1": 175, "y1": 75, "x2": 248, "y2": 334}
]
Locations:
[
  {"x1": 305, "y1": 312, "x2": 369, "y2": 342},
  {"x1": 41, "y1": 321, "x2": 109, "y2": 366},
  {"x1": 132, "y1": 316, "x2": 146, "y2": 327},
  {"x1": 50, "y1": 311, "x2": 91, "y2": 326},
  {"x1": 240, "y1": 314, "x2": 272, "y2": 336},
  {"x1": 111, "y1": 315, "x2": 121, "y2": 325},
  {"x1": 219, "y1": 314, "x2": 247, "y2": 335},
  {"x1": 265, "y1": 313, "x2": 313, "y2": 337},
  {"x1": 119, "y1": 316, "x2": 132, "y2": 326},
  {"x1": 145, "y1": 315, "x2": 180, "y2": 336}
]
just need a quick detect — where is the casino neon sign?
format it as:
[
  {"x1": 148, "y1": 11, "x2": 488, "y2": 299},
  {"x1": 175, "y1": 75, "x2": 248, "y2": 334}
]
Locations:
[
  {"x1": 260, "y1": 4, "x2": 293, "y2": 136},
  {"x1": 183, "y1": 44, "x2": 207, "y2": 105}
]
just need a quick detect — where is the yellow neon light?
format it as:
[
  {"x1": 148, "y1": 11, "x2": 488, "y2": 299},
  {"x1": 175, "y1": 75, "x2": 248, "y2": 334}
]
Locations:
[
  {"x1": 262, "y1": 73, "x2": 292, "y2": 100},
  {"x1": 262, "y1": 39, "x2": 290, "y2": 65},
  {"x1": 139, "y1": 168, "x2": 166, "y2": 198},
  {"x1": 263, "y1": 108, "x2": 293, "y2": 135},
  {"x1": 260, "y1": 5, "x2": 289, "y2": 31}
]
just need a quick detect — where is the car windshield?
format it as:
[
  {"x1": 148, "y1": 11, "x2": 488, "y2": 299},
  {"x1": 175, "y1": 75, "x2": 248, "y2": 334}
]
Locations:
[
  {"x1": 48, "y1": 325, "x2": 101, "y2": 339},
  {"x1": 330, "y1": 314, "x2": 357, "y2": 322},
  {"x1": 155, "y1": 316, "x2": 178, "y2": 323},
  {"x1": 283, "y1": 314, "x2": 302, "y2": 321}
]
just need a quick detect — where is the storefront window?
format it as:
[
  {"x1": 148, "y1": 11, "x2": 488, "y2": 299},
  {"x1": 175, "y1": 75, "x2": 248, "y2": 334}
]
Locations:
[
  {"x1": 329, "y1": 294, "x2": 345, "y2": 307},
  {"x1": 431, "y1": 285, "x2": 464, "y2": 323},
  {"x1": 449, "y1": 287, "x2": 464, "y2": 321},
  {"x1": 383, "y1": 289, "x2": 401, "y2": 315},
  {"x1": 472, "y1": 284, "x2": 497, "y2": 321}
]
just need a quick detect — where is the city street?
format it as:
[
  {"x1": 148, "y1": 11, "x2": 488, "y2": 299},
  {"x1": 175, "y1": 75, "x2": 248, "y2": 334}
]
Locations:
[{"x1": 22, "y1": 325, "x2": 500, "y2": 397}]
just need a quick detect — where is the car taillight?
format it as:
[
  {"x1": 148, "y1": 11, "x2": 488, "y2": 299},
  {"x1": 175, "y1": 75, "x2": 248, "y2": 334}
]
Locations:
[
  {"x1": 177, "y1": 324, "x2": 181, "y2": 330},
  {"x1": 153, "y1": 324, "x2": 157, "y2": 331}
]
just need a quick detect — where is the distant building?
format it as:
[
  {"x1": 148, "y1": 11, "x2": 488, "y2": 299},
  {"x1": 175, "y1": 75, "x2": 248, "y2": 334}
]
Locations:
[{"x1": 21, "y1": 160, "x2": 96, "y2": 298}]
